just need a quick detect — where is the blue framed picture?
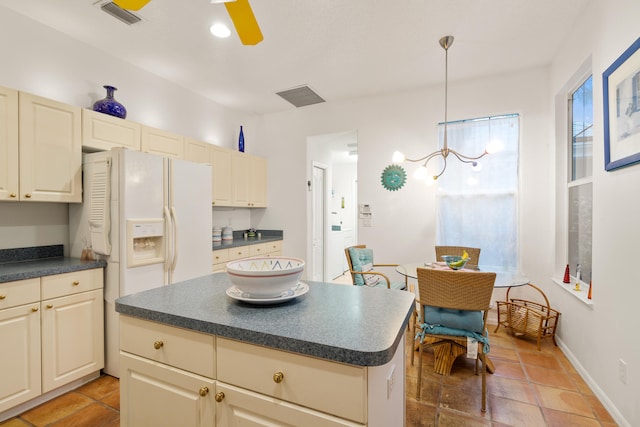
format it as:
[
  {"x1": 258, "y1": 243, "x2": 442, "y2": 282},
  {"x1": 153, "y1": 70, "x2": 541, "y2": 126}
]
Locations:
[{"x1": 603, "y1": 36, "x2": 640, "y2": 171}]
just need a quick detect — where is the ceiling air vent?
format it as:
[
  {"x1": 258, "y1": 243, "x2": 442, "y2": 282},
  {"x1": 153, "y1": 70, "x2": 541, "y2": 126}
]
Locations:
[
  {"x1": 101, "y1": 2, "x2": 142, "y2": 25},
  {"x1": 276, "y1": 85, "x2": 325, "y2": 108}
]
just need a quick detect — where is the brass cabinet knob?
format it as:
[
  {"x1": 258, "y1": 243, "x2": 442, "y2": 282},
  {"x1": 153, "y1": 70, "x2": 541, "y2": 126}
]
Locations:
[
  {"x1": 199, "y1": 387, "x2": 209, "y2": 397},
  {"x1": 0, "y1": 294, "x2": 6, "y2": 300},
  {"x1": 25, "y1": 193, "x2": 32, "y2": 198},
  {"x1": 46, "y1": 304, "x2": 53, "y2": 309},
  {"x1": 214, "y1": 391, "x2": 225, "y2": 402},
  {"x1": 31, "y1": 307, "x2": 39, "y2": 312},
  {"x1": 72, "y1": 281, "x2": 80, "y2": 286},
  {"x1": 273, "y1": 372, "x2": 284, "y2": 383},
  {"x1": 153, "y1": 340, "x2": 164, "y2": 349},
  {"x1": 9, "y1": 193, "x2": 16, "y2": 198}
]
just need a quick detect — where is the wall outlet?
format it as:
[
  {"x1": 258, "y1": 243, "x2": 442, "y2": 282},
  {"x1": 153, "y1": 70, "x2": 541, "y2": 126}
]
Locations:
[
  {"x1": 386, "y1": 365, "x2": 396, "y2": 399},
  {"x1": 619, "y1": 359, "x2": 627, "y2": 384}
]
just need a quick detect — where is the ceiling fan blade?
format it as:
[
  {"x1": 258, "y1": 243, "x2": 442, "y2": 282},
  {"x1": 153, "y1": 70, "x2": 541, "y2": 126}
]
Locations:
[
  {"x1": 112, "y1": 0, "x2": 151, "y2": 11},
  {"x1": 224, "y1": 0, "x2": 263, "y2": 45}
]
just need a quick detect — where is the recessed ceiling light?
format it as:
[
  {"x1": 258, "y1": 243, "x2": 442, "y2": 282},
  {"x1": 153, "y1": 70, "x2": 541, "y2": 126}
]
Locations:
[{"x1": 210, "y1": 23, "x2": 231, "y2": 38}]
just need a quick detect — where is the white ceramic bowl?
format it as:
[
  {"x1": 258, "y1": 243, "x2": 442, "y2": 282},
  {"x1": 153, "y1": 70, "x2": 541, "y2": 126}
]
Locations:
[{"x1": 226, "y1": 257, "x2": 305, "y2": 298}]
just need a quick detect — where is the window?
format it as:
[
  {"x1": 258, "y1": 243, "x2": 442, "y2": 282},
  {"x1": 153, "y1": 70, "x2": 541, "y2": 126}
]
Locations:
[
  {"x1": 436, "y1": 114, "x2": 519, "y2": 270},
  {"x1": 568, "y1": 75, "x2": 593, "y2": 284}
]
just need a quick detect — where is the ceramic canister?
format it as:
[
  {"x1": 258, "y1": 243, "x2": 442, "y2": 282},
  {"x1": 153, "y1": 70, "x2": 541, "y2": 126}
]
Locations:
[
  {"x1": 222, "y1": 226, "x2": 233, "y2": 241},
  {"x1": 212, "y1": 227, "x2": 222, "y2": 242}
]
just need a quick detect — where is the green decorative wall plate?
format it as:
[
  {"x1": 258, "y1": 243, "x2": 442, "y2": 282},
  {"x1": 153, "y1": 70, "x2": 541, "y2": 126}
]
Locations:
[{"x1": 381, "y1": 164, "x2": 406, "y2": 191}]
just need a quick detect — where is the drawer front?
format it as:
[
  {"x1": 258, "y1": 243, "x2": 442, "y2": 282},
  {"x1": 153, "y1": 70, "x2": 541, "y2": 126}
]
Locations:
[
  {"x1": 248, "y1": 243, "x2": 267, "y2": 257},
  {"x1": 0, "y1": 278, "x2": 40, "y2": 310},
  {"x1": 227, "y1": 246, "x2": 249, "y2": 261},
  {"x1": 212, "y1": 249, "x2": 229, "y2": 265},
  {"x1": 120, "y1": 316, "x2": 215, "y2": 378},
  {"x1": 264, "y1": 240, "x2": 283, "y2": 254},
  {"x1": 217, "y1": 338, "x2": 366, "y2": 423},
  {"x1": 41, "y1": 268, "x2": 103, "y2": 300}
]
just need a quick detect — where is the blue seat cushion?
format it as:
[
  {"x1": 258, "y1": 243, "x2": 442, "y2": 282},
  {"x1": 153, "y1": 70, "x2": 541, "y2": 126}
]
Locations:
[
  {"x1": 348, "y1": 247, "x2": 374, "y2": 286},
  {"x1": 423, "y1": 306, "x2": 484, "y2": 333}
]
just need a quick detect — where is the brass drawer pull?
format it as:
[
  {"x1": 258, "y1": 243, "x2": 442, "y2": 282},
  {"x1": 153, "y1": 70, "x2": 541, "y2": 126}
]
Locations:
[
  {"x1": 214, "y1": 391, "x2": 225, "y2": 402},
  {"x1": 31, "y1": 307, "x2": 39, "y2": 312},
  {"x1": 153, "y1": 340, "x2": 164, "y2": 349},
  {"x1": 72, "y1": 281, "x2": 80, "y2": 286},
  {"x1": 0, "y1": 294, "x2": 6, "y2": 300},
  {"x1": 25, "y1": 193, "x2": 32, "y2": 198},
  {"x1": 273, "y1": 371, "x2": 284, "y2": 383},
  {"x1": 9, "y1": 193, "x2": 16, "y2": 198},
  {"x1": 199, "y1": 386, "x2": 209, "y2": 397},
  {"x1": 46, "y1": 304, "x2": 53, "y2": 309}
]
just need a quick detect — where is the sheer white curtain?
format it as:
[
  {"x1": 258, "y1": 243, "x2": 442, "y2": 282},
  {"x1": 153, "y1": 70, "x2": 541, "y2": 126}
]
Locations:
[{"x1": 436, "y1": 115, "x2": 519, "y2": 270}]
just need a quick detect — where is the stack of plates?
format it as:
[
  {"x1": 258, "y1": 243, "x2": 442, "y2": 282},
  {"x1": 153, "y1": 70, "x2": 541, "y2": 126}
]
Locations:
[
  {"x1": 212, "y1": 227, "x2": 221, "y2": 242},
  {"x1": 222, "y1": 226, "x2": 233, "y2": 241}
]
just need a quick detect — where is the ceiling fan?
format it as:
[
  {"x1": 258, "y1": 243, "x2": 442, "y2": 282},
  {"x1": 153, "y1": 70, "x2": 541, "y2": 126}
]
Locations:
[{"x1": 112, "y1": 0, "x2": 263, "y2": 45}]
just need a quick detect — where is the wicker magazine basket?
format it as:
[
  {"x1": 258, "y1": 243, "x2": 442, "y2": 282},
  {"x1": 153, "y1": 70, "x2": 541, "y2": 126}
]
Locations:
[{"x1": 495, "y1": 283, "x2": 560, "y2": 350}]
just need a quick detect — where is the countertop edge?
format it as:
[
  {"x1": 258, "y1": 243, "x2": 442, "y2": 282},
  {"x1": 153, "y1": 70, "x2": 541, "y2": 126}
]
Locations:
[{"x1": 0, "y1": 258, "x2": 107, "y2": 283}]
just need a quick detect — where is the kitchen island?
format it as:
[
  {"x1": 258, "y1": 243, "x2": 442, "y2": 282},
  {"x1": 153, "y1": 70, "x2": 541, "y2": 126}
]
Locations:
[{"x1": 115, "y1": 272, "x2": 414, "y2": 427}]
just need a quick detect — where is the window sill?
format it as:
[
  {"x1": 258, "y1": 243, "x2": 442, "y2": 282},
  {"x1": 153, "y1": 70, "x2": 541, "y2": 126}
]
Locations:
[{"x1": 552, "y1": 277, "x2": 593, "y2": 308}]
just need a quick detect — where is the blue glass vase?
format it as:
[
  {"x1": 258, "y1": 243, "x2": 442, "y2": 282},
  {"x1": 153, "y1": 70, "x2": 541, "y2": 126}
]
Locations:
[
  {"x1": 239, "y1": 125, "x2": 245, "y2": 152},
  {"x1": 93, "y1": 85, "x2": 127, "y2": 119}
]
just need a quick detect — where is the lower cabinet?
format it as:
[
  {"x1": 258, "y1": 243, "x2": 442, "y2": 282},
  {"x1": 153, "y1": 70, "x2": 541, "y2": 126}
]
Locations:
[
  {"x1": 119, "y1": 316, "x2": 377, "y2": 427},
  {"x1": 212, "y1": 240, "x2": 282, "y2": 273},
  {"x1": 0, "y1": 269, "x2": 104, "y2": 415},
  {"x1": 120, "y1": 352, "x2": 215, "y2": 427}
]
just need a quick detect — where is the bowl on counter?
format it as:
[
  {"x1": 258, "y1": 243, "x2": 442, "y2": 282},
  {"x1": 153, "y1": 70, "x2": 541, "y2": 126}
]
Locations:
[
  {"x1": 226, "y1": 257, "x2": 305, "y2": 298},
  {"x1": 441, "y1": 255, "x2": 470, "y2": 270}
]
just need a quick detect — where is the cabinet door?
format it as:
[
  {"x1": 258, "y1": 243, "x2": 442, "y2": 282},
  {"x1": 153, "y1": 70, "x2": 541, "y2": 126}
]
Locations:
[
  {"x1": 184, "y1": 138, "x2": 211, "y2": 164},
  {"x1": 141, "y1": 126, "x2": 184, "y2": 159},
  {"x1": 249, "y1": 155, "x2": 267, "y2": 207},
  {"x1": 211, "y1": 145, "x2": 232, "y2": 206},
  {"x1": 41, "y1": 289, "x2": 104, "y2": 392},
  {"x1": 0, "y1": 86, "x2": 19, "y2": 201},
  {"x1": 0, "y1": 304, "x2": 41, "y2": 413},
  {"x1": 120, "y1": 352, "x2": 215, "y2": 427},
  {"x1": 231, "y1": 151, "x2": 250, "y2": 207},
  {"x1": 18, "y1": 92, "x2": 82, "y2": 202},
  {"x1": 82, "y1": 108, "x2": 141, "y2": 151},
  {"x1": 215, "y1": 382, "x2": 362, "y2": 427}
]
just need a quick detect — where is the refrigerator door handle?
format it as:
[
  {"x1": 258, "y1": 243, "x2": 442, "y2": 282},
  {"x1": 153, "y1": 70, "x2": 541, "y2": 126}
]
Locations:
[
  {"x1": 170, "y1": 206, "x2": 179, "y2": 272},
  {"x1": 164, "y1": 206, "x2": 173, "y2": 272}
]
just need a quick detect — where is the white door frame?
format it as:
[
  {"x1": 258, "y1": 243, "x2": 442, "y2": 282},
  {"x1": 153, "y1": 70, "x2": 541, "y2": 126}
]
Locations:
[{"x1": 311, "y1": 162, "x2": 328, "y2": 281}]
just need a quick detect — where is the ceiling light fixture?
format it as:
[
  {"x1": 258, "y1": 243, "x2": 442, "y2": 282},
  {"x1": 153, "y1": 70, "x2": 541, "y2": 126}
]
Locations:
[
  {"x1": 391, "y1": 35, "x2": 501, "y2": 183},
  {"x1": 210, "y1": 23, "x2": 231, "y2": 38}
]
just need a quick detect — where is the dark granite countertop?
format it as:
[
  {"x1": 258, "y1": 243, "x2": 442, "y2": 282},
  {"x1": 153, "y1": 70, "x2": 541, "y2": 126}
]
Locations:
[
  {"x1": 115, "y1": 273, "x2": 414, "y2": 367},
  {"x1": 0, "y1": 244, "x2": 106, "y2": 283},
  {"x1": 0, "y1": 257, "x2": 107, "y2": 283}
]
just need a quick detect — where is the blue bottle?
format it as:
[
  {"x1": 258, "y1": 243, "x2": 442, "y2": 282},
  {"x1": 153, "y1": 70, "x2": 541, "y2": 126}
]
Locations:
[{"x1": 239, "y1": 126, "x2": 245, "y2": 152}]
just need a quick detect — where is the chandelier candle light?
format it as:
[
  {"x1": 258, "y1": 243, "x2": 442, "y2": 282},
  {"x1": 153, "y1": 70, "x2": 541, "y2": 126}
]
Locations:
[{"x1": 391, "y1": 36, "x2": 502, "y2": 183}]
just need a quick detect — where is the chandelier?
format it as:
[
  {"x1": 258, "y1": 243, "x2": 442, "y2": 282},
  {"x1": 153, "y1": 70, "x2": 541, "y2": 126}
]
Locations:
[{"x1": 391, "y1": 35, "x2": 502, "y2": 183}]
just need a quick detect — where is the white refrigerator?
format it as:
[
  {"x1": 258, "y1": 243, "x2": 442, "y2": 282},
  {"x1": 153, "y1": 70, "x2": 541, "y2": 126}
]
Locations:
[{"x1": 70, "y1": 148, "x2": 212, "y2": 377}]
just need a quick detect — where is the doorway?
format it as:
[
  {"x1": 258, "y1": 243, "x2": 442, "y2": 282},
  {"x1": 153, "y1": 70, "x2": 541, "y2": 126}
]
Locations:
[{"x1": 307, "y1": 130, "x2": 358, "y2": 282}]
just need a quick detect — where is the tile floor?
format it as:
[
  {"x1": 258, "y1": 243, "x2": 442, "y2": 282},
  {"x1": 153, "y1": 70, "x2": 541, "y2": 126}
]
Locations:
[{"x1": 0, "y1": 276, "x2": 618, "y2": 426}]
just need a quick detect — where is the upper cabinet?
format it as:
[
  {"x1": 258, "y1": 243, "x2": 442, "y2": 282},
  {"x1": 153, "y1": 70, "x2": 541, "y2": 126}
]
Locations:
[
  {"x1": 0, "y1": 86, "x2": 19, "y2": 202},
  {"x1": 141, "y1": 126, "x2": 184, "y2": 159},
  {"x1": 211, "y1": 147, "x2": 267, "y2": 208},
  {"x1": 82, "y1": 109, "x2": 141, "y2": 152},
  {"x1": 0, "y1": 88, "x2": 81, "y2": 203},
  {"x1": 211, "y1": 145, "x2": 232, "y2": 206}
]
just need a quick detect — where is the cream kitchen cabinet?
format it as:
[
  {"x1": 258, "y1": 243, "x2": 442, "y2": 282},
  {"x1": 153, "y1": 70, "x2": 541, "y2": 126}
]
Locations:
[
  {"x1": 0, "y1": 86, "x2": 19, "y2": 202},
  {"x1": 0, "y1": 278, "x2": 41, "y2": 413},
  {"x1": 0, "y1": 89, "x2": 81, "y2": 202},
  {"x1": 81, "y1": 108, "x2": 141, "y2": 152},
  {"x1": 0, "y1": 268, "x2": 103, "y2": 415},
  {"x1": 231, "y1": 152, "x2": 267, "y2": 207},
  {"x1": 212, "y1": 240, "x2": 282, "y2": 272},
  {"x1": 119, "y1": 316, "x2": 216, "y2": 427},
  {"x1": 141, "y1": 125, "x2": 184, "y2": 159},
  {"x1": 210, "y1": 145, "x2": 232, "y2": 206},
  {"x1": 40, "y1": 269, "x2": 104, "y2": 392},
  {"x1": 184, "y1": 138, "x2": 211, "y2": 164},
  {"x1": 249, "y1": 154, "x2": 267, "y2": 207}
]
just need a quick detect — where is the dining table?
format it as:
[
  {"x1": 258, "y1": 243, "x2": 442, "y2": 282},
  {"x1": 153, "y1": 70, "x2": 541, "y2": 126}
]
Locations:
[{"x1": 396, "y1": 262, "x2": 530, "y2": 375}]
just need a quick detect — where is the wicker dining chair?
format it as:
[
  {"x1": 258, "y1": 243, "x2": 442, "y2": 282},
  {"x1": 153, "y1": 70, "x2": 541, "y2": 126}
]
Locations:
[
  {"x1": 344, "y1": 245, "x2": 406, "y2": 290},
  {"x1": 414, "y1": 267, "x2": 496, "y2": 411},
  {"x1": 435, "y1": 246, "x2": 481, "y2": 268}
]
